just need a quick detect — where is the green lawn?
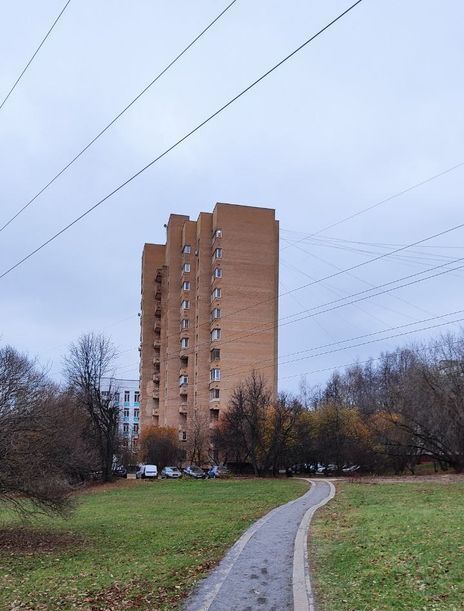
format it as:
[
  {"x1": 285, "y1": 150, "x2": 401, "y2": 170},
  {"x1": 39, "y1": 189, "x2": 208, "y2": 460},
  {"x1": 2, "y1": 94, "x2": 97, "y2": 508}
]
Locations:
[
  {"x1": 0, "y1": 478, "x2": 306, "y2": 609},
  {"x1": 310, "y1": 482, "x2": 464, "y2": 610}
]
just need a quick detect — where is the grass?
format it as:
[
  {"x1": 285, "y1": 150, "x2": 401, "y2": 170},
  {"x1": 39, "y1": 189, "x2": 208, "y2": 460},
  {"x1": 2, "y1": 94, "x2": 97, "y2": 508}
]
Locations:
[
  {"x1": 310, "y1": 481, "x2": 464, "y2": 610},
  {"x1": 0, "y1": 477, "x2": 306, "y2": 609}
]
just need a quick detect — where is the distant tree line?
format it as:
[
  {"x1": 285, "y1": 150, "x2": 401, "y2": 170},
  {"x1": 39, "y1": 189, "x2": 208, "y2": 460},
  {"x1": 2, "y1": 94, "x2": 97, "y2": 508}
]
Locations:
[
  {"x1": 3, "y1": 327, "x2": 463, "y2": 515},
  {"x1": 213, "y1": 331, "x2": 464, "y2": 475}
]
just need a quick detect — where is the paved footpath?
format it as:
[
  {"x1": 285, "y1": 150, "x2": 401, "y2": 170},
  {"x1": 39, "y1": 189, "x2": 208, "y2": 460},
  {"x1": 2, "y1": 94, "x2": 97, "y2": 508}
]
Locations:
[{"x1": 184, "y1": 479, "x2": 335, "y2": 611}]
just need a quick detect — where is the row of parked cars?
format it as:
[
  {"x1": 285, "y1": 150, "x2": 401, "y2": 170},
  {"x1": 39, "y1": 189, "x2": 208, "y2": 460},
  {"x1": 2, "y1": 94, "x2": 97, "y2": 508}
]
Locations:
[{"x1": 135, "y1": 464, "x2": 230, "y2": 480}]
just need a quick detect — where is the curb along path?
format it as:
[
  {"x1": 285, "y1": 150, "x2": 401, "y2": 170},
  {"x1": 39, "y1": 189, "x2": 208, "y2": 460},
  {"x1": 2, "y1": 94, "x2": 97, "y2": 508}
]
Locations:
[{"x1": 184, "y1": 479, "x2": 335, "y2": 611}]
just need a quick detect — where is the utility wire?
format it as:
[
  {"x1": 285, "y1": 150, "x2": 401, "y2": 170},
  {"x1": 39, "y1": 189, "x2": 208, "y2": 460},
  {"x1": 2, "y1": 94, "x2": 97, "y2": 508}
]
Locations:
[
  {"x1": 0, "y1": 0, "x2": 364, "y2": 278},
  {"x1": 281, "y1": 160, "x2": 464, "y2": 252},
  {"x1": 0, "y1": 0, "x2": 239, "y2": 234},
  {"x1": 0, "y1": 0, "x2": 72, "y2": 113},
  {"x1": 157, "y1": 217, "x2": 464, "y2": 357},
  {"x1": 281, "y1": 236, "x2": 435, "y2": 319},
  {"x1": 115, "y1": 311, "x2": 464, "y2": 390},
  {"x1": 118, "y1": 253, "x2": 464, "y2": 374}
]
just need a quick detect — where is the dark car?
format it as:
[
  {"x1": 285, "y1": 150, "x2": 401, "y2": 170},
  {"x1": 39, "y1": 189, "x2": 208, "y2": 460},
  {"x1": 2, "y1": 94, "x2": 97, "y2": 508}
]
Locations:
[
  {"x1": 183, "y1": 465, "x2": 207, "y2": 479},
  {"x1": 112, "y1": 465, "x2": 127, "y2": 478},
  {"x1": 161, "y1": 466, "x2": 182, "y2": 479}
]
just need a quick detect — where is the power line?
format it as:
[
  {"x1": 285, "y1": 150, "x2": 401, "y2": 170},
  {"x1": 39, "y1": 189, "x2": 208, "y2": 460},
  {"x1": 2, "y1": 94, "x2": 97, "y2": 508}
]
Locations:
[
  {"x1": 281, "y1": 160, "x2": 464, "y2": 252},
  {"x1": 0, "y1": 0, "x2": 239, "y2": 234},
  {"x1": 116, "y1": 253, "x2": 464, "y2": 375},
  {"x1": 281, "y1": 236, "x2": 435, "y2": 319},
  {"x1": 156, "y1": 217, "x2": 464, "y2": 358},
  {"x1": 115, "y1": 310, "x2": 464, "y2": 393},
  {"x1": 0, "y1": 0, "x2": 364, "y2": 279},
  {"x1": 0, "y1": 0, "x2": 72, "y2": 113}
]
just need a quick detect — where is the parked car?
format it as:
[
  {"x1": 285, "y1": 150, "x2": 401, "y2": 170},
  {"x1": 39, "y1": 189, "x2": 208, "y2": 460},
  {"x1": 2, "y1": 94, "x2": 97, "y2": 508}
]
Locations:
[
  {"x1": 183, "y1": 465, "x2": 207, "y2": 479},
  {"x1": 342, "y1": 464, "x2": 360, "y2": 473},
  {"x1": 136, "y1": 464, "x2": 158, "y2": 479},
  {"x1": 208, "y1": 465, "x2": 230, "y2": 478},
  {"x1": 160, "y1": 466, "x2": 182, "y2": 479},
  {"x1": 316, "y1": 464, "x2": 337, "y2": 475},
  {"x1": 112, "y1": 464, "x2": 128, "y2": 478}
]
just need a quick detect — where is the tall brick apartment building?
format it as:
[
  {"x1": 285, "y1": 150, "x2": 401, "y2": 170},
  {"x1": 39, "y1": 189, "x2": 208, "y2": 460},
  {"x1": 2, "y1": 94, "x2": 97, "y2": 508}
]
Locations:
[{"x1": 139, "y1": 202, "x2": 279, "y2": 441}]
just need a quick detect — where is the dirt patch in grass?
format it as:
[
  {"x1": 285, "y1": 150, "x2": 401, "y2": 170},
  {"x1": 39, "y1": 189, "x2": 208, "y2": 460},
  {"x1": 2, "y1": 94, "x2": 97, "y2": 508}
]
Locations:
[{"x1": 0, "y1": 527, "x2": 85, "y2": 554}]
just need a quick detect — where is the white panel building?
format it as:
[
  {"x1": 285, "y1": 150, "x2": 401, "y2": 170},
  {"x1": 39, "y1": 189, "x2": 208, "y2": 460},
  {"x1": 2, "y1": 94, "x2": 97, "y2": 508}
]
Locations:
[{"x1": 100, "y1": 378, "x2": 140, "y2": 447}]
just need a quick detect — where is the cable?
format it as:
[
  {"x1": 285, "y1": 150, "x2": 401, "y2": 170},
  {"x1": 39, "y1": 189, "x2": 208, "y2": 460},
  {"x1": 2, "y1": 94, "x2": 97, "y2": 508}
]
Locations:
[
  {"x1": 0, "y1": 0, "x2": 239, "y2": 234},
  {"x1": 281, "y1": 160, "x2": 464, "y2": 252},
  {"x1": 281, "y1": 236, "x2": 435, "y2": 319},
  {"x1": 0, "y1": 0, "x2": 72, "y2": 113},
  {"x1": 117, "y1": 253, "x2": 464, "y2": 374},
  {"x1": 134, "y1": 314, "x2": 464, "y2": 400},
  {"x1": 154, "y1": 218, "x2": 464, "y2": 359},
  {"x1": 0, "y1": 0, "x2": 364, "y2": 278}
]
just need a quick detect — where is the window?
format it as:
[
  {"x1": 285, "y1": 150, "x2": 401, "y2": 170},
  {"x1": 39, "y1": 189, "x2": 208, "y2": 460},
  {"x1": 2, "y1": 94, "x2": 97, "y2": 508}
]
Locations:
[
  {"x1": 179, "y1": 375, "x2": 188, "y2": 386},
  {"x1": 213, "y1": 228, "x2": 222, "y2": 240},
  {"x1": 133, "y1": 423, "x2": 139, "y2": 434},
  {"x1": 134, "y1": 391, "x2": 140, "y2": 403},
  {"x1": 211, "y1": 348, "x2": 220, "y2": 361},
  {"x1": 212, "y1": 287, "x2": 221, "y2": 300},
  {"x1": 182, "y1": 431, "x2": 187, "y2": 441},
  {"x1": 213, "y1": 248, "x2": 222, "y2": 259},
  {"x1": 181, "y1": 300, "x2": 190, "y2": 309},
  {"x1": 211, "y1": 328, "x2": 221, "y2": 341},
  {"x1": 182, "y1": 244, "x2": 191, "y2": 254},
  {"x1": 210, "y1": 409, "x2": 219, "y2": 422},
  {"x1": 210, "y1": 388, "x2": 220, "y2": 400},
  {"x1": 182, "y1": 263, "x2": 191, "y2": 273},
  {"x1": 181, "y1": 318, "x2": 189, "y2": 330},
  {"x1": 134, "y1": 409, "x2": 139, "y2": 418},
  {"x1": 114, "y1": 392, "x2": 120, "y2": 402},
  {"x1": 182, "y1": 281, "x2": 190, "y2": 291},
  {"x1": 124, "y1": 391, "x2": 130, "y2": 402},
  {"x1": 123, "y1": 423, "x2": 129, "y2": 433},
  {"x1": 180, "y1": 337, "x2": 189, "y2": 349},
  {"x1": 101, "y1": 390, "x2": 109, "y2": 397},
  {"x1": 213, "y1": 268, "x2": 222, "y2": 278},
  {"x1": 211, "y1": 308, "x2": 221, "y2": 320},
  {"x1": 123, "y1": 408, "x2": 129, "y2": 418},
  {"x1": 210, "y1": 368, "x2": 221, "y2": 381}
]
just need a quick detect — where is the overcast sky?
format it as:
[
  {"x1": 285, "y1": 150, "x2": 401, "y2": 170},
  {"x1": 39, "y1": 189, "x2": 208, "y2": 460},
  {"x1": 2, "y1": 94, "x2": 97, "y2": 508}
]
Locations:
[{"x1": 1, "y1": 0, "x2": 463, "y2": 393}]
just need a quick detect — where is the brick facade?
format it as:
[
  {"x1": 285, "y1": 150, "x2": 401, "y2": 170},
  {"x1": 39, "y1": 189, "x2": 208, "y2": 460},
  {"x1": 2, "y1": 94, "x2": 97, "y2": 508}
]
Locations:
[{"x1": 139, "y1": 203, "x2": 279, "y2": 441}]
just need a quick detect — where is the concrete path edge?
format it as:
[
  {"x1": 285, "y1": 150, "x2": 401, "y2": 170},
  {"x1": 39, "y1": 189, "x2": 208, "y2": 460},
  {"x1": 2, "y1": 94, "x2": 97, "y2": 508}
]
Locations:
[
  {"x1": 292, "y1": 479, "x2": 336, "y2": 611},
  {"x1": 187, "y1": 479, "x2": 314, "y2": 611}
]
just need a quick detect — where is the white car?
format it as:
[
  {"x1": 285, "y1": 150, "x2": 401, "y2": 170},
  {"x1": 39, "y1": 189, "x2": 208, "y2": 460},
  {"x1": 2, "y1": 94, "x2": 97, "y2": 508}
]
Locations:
[{"x1": 136, "y1": 464, "x2": 158, "y2": 479}]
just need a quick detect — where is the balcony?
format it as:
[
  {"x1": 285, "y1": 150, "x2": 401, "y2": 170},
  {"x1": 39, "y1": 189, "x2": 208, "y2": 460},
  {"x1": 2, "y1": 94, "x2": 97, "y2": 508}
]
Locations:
[
  {"x1": 155, "y1": 269, "x2": 162, "y2": 282},
  {"x1": 153, "y1": 390, "x2": 159, "y2": 399},
  {"x1": 155, "y1": 287, "x2": 161, "y2": 300},
  {"x1": 154, "y1": 320, "x2": 161, "y2": 332},
  {"x1": 155, "y1": 303, "x2": 161, "y2": 318},
  {"x1": 179, "y1": 384, "x2": 188, "y2": 397},
  {"x1": 153, "y1": 338, "x2": 161, "y2": 349},
  {"x1": 179, "y1": 403, "x2": 187, "y2": 414},
  {"x1": 153, "y1": 373, "x2": 160, "y2": 383},
  {"x1": 153, "y1": 356, "x2": 160, "y2": 366}
]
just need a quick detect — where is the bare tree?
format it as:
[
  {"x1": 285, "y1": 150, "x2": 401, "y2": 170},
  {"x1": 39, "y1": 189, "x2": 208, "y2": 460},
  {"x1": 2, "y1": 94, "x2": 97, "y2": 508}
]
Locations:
[
  {"x1": 63, "y1": 333, "x2": 119, "y2": 481},
  {"x1": 186, "y1": 410, "x2": 211, "y2": 465},
  {"x1": 139, "y1": 426, "x2": 180, "y2": 469},
  {"x1": 0, "y1": 346, "x2": 73, "y2": 515},
  {"x1": 220, "y1": 372, "x2": 271, "y2": 476}
]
